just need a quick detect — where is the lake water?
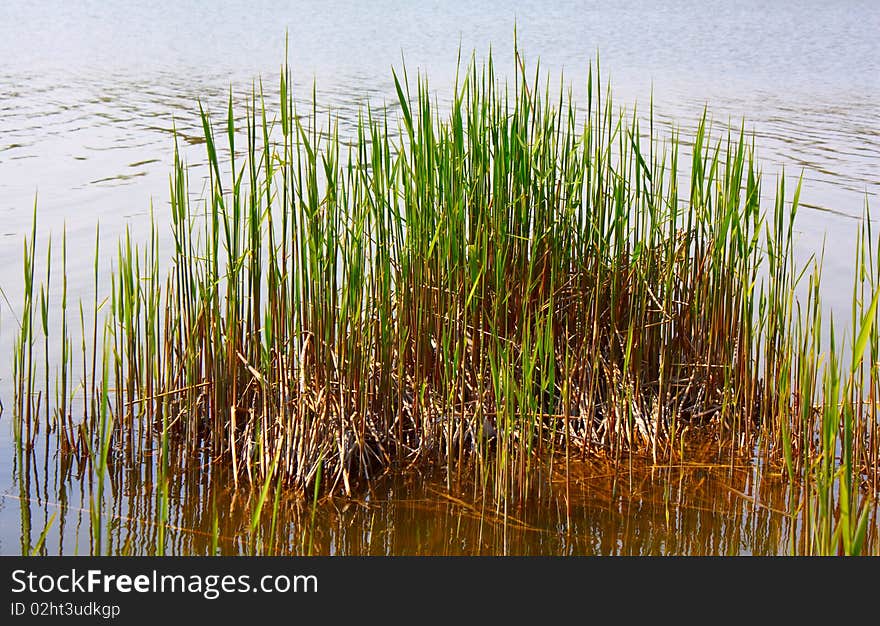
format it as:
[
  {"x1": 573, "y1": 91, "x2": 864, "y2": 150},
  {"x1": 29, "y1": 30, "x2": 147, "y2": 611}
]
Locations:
[{"x1": 0, "y1": 0, "x2": 878, "y2": 555}]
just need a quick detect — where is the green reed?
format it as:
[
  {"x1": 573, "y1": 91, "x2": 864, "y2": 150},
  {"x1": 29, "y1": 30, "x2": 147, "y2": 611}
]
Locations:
[{"x1": 9, "y1": 46, "x2": 880, "y2": 553}]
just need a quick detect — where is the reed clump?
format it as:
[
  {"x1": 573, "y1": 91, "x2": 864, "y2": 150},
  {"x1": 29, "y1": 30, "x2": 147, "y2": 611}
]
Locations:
[{"x1": 9, "y1": 48, "x2": 880, "y2": 553}]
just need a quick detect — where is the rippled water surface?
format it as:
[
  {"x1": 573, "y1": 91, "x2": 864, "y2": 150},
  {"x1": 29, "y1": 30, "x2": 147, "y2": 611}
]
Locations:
[{"x1": 0, "y1": 1, "x2": 878, "y2": 554}]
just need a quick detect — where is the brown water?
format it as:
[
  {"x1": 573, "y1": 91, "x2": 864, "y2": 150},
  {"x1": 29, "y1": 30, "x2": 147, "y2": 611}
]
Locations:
[
  {"x1": 9, "y1": 439, "x2": 819, "y2": 556},
  {"x1": 1, "y1": 1, "x2": 879, "y2": 555}
]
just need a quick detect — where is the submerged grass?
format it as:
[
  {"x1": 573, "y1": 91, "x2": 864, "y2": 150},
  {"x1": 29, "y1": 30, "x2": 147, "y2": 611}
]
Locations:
[{"x1": 8, "y1": 44, "x2": 880, "y2": 554}]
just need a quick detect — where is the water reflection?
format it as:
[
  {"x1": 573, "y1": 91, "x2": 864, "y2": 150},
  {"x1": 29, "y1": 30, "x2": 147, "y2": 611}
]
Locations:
[{"x1": 10, "y1": 432, "x2": 866, "y2": 556}]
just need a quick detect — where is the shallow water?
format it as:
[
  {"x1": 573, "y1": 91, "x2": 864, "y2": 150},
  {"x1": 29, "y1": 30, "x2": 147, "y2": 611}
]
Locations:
[
  {"x1": 5, "y1": 439, "x2": 819, "y2": 556},
  {"x1": 1, "y1": 1, "x2": 879, "y2": 555}
]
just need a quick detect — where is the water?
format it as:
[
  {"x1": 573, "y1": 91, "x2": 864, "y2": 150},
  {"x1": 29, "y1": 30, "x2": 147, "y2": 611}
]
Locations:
[
  {"x1": 1, "y1": 0, "x2": 878, "y2": 555},
  {"x1": 9, "y1": 444, "x2": 802, "y2": 556}
]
